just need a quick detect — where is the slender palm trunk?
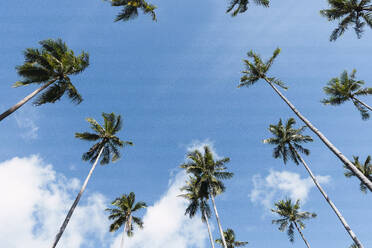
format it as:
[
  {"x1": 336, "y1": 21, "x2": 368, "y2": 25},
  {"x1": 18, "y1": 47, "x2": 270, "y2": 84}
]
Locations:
[
  {"x1": 0, "y1": 79, "x2": 56, "y2": 122},
  {"x1": 50, "y1": 147, "x2": 104, "y2": 248},
  {"x1": 352, "y1": 97, "x2": 372, "y2": 112},
  {"x1": 203, "y1": 210, "x2": 216, "y2": 248},
  {"x1": 120, "y1": 220, "x2": 127, "y2": 248},
  {"x1": 296, "y1": 153, "x2": 364, "y2": 248},
  {"x1": 263, "y1": 77, "x2": 372, "y2": 192},
  {"x1": 293, "y1": 221, "x2": 311, "y2": 248},
  {"x1": 209, "y1": 193, "x2": 228, "y2": 248}
]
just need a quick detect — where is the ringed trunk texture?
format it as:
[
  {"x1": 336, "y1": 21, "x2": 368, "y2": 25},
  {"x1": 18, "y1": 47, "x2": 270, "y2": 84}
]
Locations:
[
  {"x1": 297, "y1": 153, "x2": 364, "y2": 248},
  {"x1": 203, "y1": 211, "x2": 216, "y2": 248},
  {"x1": 264, "y1": 78, "x2": 372, "y2": 192},
  {"x1": 210, "y1": 193, "x2": 228, "y2": 248},
  {"x1": 294, "y1": 221, "x2": 311, "y2": 248},
  {"x1": 50, "y1": 147, "x2": 104, "y2": 248},
  {"x1": 0, "y1": 79, "x2": 56, "y2": 122},
  {"x1": 352, "y1": 97, "x2": 372, "y2": 112}
]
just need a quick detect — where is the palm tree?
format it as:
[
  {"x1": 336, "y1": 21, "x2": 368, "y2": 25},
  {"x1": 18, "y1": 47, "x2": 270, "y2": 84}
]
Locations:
[
  {"x1": 0, "y1": 39, "x2": 89, "y2": 122},
  {"x1": 322, "y1": 69, "x2": 372, "y2": 120},
  {"x1": 345, "y1": 156, "x2": 372, "y2": 193},
  {"x1": 320, "y1": 0, "x2": 372, "y2": 41},
  {"x1": 271, "y1": 199, "x2": 316, "y2": 248},
  {"x1": 226, "y1": 0, "x2": 269, "y2": 17},
  {"x1": 215, "y1": 228, "x2": 248, "y2": 248},
  {"x1": 264, "y1": 118, "x2": 364, "y2": 248},
  {"x1": 50, "y1": 112, "x2": 133, "y2": 248},
  {"x1": 237, "y1": 48, "x2": 372, "y2": 192},
  {"x1": 106, "y1": 0, "x2": 157, "y2": 22},
  {"x1": 180, "y1": 146, "x2": 234, "y2": 248},
  {"x1": 179, "y1": 176, "x2": 216, "y2": 248},
  {"x1": 106, "y1": 192, "x2": 147, "y2": 248}
]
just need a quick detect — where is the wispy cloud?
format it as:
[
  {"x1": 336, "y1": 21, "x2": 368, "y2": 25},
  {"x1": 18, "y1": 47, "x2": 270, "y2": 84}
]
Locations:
[
  {"x1": 14, "y1": 106, "x2": 39, "y2": 140},
  {"x1": 185, "y1": 139, "x2": 221, "y2": 159}
]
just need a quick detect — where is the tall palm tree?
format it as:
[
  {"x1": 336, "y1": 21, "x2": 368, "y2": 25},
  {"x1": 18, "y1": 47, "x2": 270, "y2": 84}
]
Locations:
[
  {"x1": 215, "y1": 228, "x2": 248, "y2": 248},
  {"x1": 322, "y1": 69, "x2": 372, "y2": 120},
  {"x1": 50, "y1": 112, "x2": 133, "y2": 248},
  {"x1": 320, "y1": 0, "x2": 372, "y2": 41},
  {"x1": 180, "y1": 146, "x2": 234, "y2": 248},
  {"x1": 107, "y1": 0, "x2": 157, "y2": 22},
  {"x1": 237, "y1": 48, "x2": 372, "y2": 192},
  {"x1": 345, "y1": 156, "x2": 372, "y2": 193},
  {"x1": 0, "y1": 39, "x2": 89, "y2": 122},
  {"x1": 106, "y1": 192, "x2": 147, "y2": 248},
  {"x1": 179, "y1": 176, "x2": 216, "y2": 248},
  {"x1": 264, "y1": 118, "x2": 364, "y2": 248},
  {"x1": 271, "y1": 199, "x2": 316, "y2": 248},
  {"x1": 226, "y1": 0, "x2": 269, "y2": 17}
]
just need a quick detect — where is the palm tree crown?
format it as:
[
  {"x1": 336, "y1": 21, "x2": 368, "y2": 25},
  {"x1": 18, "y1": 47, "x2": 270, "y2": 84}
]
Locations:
[
  {"x1": 75, "y1": 112, "x2": 133, "y2": 165},
  {"x1": 320, "y1": 0, "x2": 372, "y2": 41},
  {"x1": 216, "y1": 228, "x2": 248, "y2": 248},
  {"x1": 271, "y1": 199, "x2": 316, "y2": 243},
  {"x1": 226, "y1": 0, "x2": 269, "y2": 17},
  {"x1": 345, "y1": 156, "x2": 372, "y2": 193},
  {"x1": 15, "y1": 38, "x2": 89, "y2": 105},
  {"x1": 263, "y1": 118, "x2": 313, "y2": 165},
  {"x1": 106, "y1": 192, "x2": 147, "y2": 236},
  {"x1": 322, "y1": 69, "x2": 372, "y2": 120},
  {"x1": 107, "y1": 0, "x2": 157, "y2": 22}
]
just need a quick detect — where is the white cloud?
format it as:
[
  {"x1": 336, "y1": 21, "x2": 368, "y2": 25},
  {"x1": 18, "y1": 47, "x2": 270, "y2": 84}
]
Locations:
[
  {"x1": 0, "y1": 155, "x2": 110, "y2": 248},
  {"x1": 14, "y1": 106, "x2": 39, "y2": 140},
  {"x1": 250, "y1": 170, "x2": 330, "y2": 209},
  {"x1": 110, "y1": 171, "x2": 208, "y2": 248},
  {"x1": 186, "y1": 139, "x2": 221, "y2": 159}
]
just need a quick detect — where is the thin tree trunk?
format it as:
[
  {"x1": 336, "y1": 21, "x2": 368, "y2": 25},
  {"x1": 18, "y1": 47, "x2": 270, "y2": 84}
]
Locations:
[
  {"x1": 263, "y1": 77, "x2": 372, "y2": 192},
  {"x1": 0, "y1": 79, "x2": 56, "y2": 122},
  {"x1": 203, "y1": 210, "x2": 216, "y2": 248},
  {"x1": 120, "y1": 220, "x2": 127, "y2": 248},
  {"x1": 294, "y1": 221, "x2": 311, "y2": 248},
  {"x1": 209, "y1": 193, "x2": 228, "y2": 248},
  {"x1": 352, "y1": 97, "x2": 372, "y2": 112},
  {"x1": 296, "y1": 153, "x2": 364, "y2": 248},
  {"x1": 50, "y1": 147, "x2": 104, "y2": 248}
]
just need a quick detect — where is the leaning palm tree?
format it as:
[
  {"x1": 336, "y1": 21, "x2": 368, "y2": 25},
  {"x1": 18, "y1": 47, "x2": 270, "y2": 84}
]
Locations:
[
  {"x1": 50, "y1": 112, "x2": 133, "y2": 248},
  {"x1": 264, "y1": 118, "x2": 364, "y2": 248},
  {"x1": 179, "y1": 176, "x2": 216, "y2": 248},
  {"x1": 345, "y1": 156, "x2": 372, "y2": 193},
  {"x1": 106, "y1": 192, "x2": 147, "y2": 248},
  {"x1": 216, "y1": 228, "x2": 248, "y2": 248},
  {"x1": 320, "y1": 0, "x2": 372, "y2": 41},
  {"x1": 180, "y1": 146, "x2": 234, "y2": 248},
  {"x1": 322, "y1": 69, "x2": 372, "y2": 120},
  {"x1": 226, "y1": 0, "x2": 269, "y2": 17},
  {"x1": 106, "y1": 0, "x2": 157, "y2": 22},
  {"x1": 0, "y1": 39, "x2": 89, "y2": 122},
  {"x1": 271, "y1": 199, "x2": 316, "y2": 248},
  {"x1": 237, "y1": 48, "x2": 372, "y2": 192}
]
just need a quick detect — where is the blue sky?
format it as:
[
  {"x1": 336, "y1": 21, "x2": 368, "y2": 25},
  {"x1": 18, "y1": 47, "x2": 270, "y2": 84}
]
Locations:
[{"x1": 0, "y1": 0, "x2": 371, "y2": 247}]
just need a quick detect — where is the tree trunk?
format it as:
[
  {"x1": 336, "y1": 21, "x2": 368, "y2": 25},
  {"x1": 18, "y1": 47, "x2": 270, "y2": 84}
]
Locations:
[
  {"x1": 50, "y1": 147, "x2": 104, "y2": 248},
  {"x1": 294, "y1": 221, "x2": 311, "y2": 248},
  {"x1": 352, "y1": 97, "x2": 372, "y2": 112},
  {"x1": 203, "y1": 210, "x2": 216, "y2": 248},
  {"x1": 210, "y1": 193, "x2": 228, "y2": 248},
  {"x1": 297, "y1": 153, "x2": 364, "y2": 248},
  {"x1": 263, "y1": 77, "x2": 372, "y2": 192},
  {"x1": 0, "y1": 79, "x2": 56, "y2": 122},
  {"x1": 120, "y1": 220, "x2": 127, "y2": 248}
]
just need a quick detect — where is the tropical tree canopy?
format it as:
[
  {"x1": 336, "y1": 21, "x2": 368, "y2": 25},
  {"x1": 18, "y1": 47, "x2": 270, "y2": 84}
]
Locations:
[
  {"x1": 14, "y1": 38, "x2": 89, "y2": 105},
  {"x1": 320, "y1": 0, "x2": 372, "y2": 41},
  {"x1": 107, "y1": 0, "x2": 157, "y2": 22},
  {"x1": 263, "y1": 118, "x2": 313, "y2": 165},
  {"x1": 345, "y1": 156, "x2": 372, "y2": 193},
  {"x1": 322, "y1": 69, "x2": 372, "y2": 120},
  {"x1": 216, "y1": 228, "x2": 248, "y2": 248},
  {"x1": 106, "y1": 192, "x2": 147, "y2": 236},
  {"x1": 75, "y1": 112, "x2": 133, "y2": 165},
  {"x1": 271, "y1": 199, "x2": 316, "y2": 243},
  {"x1": 226, "y1": 0, "x2": 269, "y2": 17}
]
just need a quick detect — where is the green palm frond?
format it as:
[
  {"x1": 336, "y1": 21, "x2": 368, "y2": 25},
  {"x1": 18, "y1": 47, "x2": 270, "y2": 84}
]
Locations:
[
  {"x1": 344, "y1": 155, "x2": 372, "y2": 193},
  {"x1": 107, "y1": 0, "x2": 157, "y2": 22},
  {"x1": 216, "y1": 228, "x2": 248, "y2": 248},
  {"x1": 226, "y1": 0, "x2": 269, "y2": 17}
]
